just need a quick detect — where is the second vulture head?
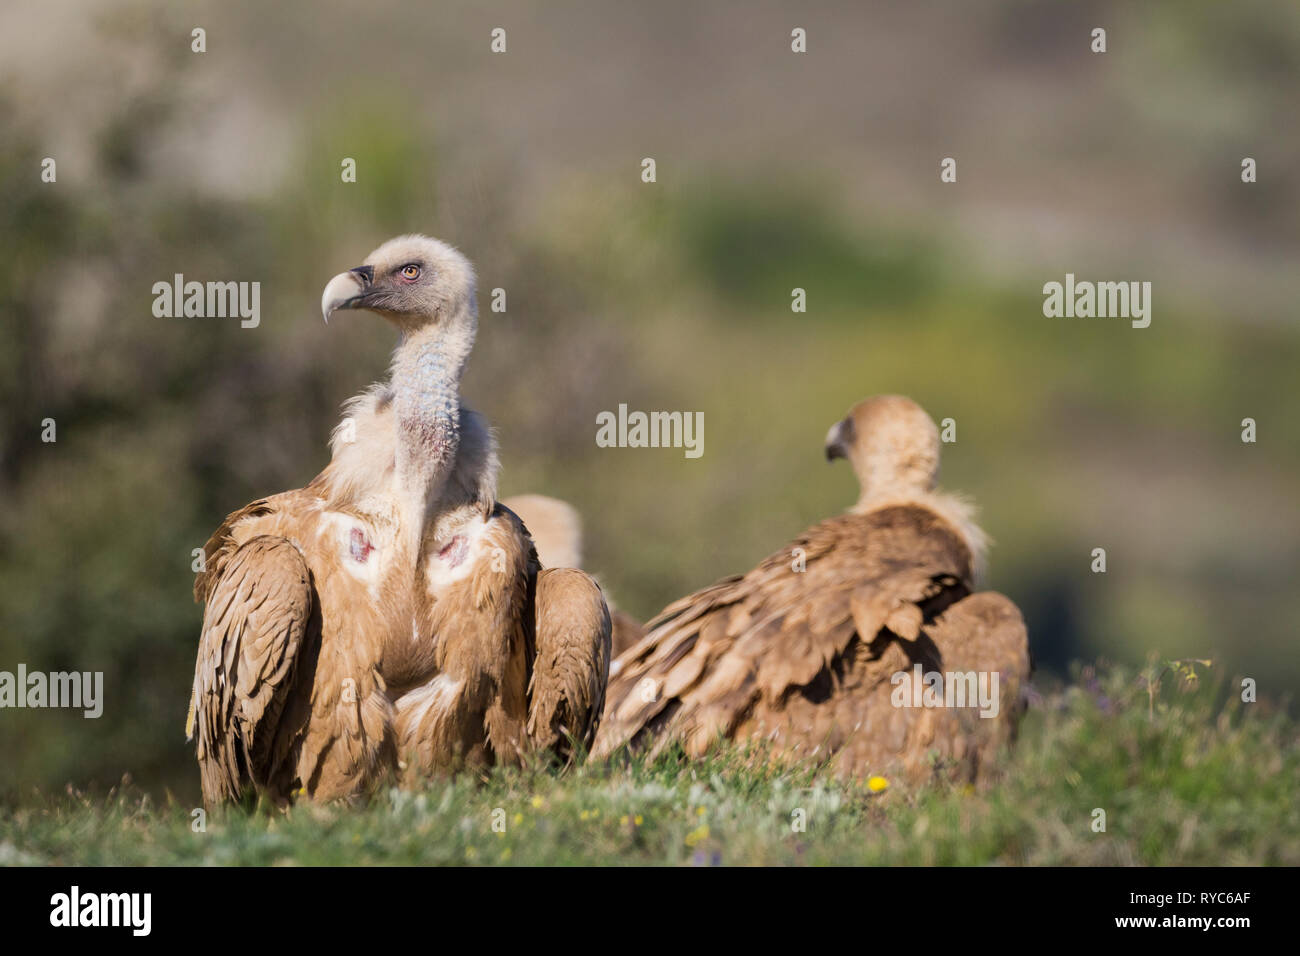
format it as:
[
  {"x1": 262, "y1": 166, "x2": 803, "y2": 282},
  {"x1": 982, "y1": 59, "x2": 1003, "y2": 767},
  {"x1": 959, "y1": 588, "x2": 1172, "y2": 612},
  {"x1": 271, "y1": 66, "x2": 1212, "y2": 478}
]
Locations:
[
  {"x1": 824, "y1": 394, "x2": 941, "y2": 500},
  {"x1": 321, "y1": 234, "x2": 477, "y2": 332}
]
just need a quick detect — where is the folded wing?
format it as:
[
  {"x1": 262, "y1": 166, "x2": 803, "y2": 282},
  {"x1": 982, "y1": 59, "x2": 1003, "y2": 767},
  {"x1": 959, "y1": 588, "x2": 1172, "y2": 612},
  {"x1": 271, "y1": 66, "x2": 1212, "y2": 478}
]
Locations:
[
  {"x1": 188, "y1": 535, "x2": 316, "y2": 805},
  {"x1": 527, "y1": 568, "x2": 613, "y2": 758},
  {"x1": 593, "y1": 505, "x2": 993, "y2": 774}
]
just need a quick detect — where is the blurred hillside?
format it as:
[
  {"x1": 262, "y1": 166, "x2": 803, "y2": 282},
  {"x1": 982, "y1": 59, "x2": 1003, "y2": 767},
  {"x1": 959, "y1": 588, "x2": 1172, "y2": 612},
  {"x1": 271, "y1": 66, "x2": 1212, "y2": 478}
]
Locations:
[{"x1": 0, "y1": 0, "x2": 1297, "y2": 802}]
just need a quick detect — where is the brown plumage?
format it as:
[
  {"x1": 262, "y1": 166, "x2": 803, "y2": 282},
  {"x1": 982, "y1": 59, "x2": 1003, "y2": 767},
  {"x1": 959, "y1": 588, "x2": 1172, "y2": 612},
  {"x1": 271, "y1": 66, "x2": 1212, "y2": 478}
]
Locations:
[
  {"x1": 188, "y1": 236, "x2": 611, "y2": 806},
  {"x1": 608, "y1": 609, "x2": 648, "y2": 660},
  {"x1": 503, "y1": 493, "x2": 646, "y2": 657},
  {"x1": 592, "y1": 395, "x2": 1029, "y2": 783}
]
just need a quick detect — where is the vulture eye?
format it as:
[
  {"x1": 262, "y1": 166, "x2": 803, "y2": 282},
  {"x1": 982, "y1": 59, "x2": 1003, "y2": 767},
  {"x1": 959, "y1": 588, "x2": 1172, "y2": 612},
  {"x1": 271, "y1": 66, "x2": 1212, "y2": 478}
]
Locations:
[{"x1": 399, "y1": 264, "x2": 421, "y2": 280}]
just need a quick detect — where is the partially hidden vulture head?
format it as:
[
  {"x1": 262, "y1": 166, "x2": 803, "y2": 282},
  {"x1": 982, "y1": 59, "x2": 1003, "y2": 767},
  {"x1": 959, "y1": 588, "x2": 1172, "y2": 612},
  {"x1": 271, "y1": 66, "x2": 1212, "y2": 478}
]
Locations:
[
  {"x1": 320, "y1": 234, "x2": 477, "y2": 334},
  {"x1": 824, "y1": 394, "x2": 940, "y2": 499}
]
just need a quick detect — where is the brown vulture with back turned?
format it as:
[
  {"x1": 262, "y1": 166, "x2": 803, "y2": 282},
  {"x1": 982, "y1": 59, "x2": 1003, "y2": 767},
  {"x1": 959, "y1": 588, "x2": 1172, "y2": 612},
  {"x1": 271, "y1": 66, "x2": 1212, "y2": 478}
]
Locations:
[
  {"x1": 187, "y1": 235, "x2": 611, "y2": 806},
  {"x1": 592, "y1": 395, "x2": 1029, "y2": 783}
]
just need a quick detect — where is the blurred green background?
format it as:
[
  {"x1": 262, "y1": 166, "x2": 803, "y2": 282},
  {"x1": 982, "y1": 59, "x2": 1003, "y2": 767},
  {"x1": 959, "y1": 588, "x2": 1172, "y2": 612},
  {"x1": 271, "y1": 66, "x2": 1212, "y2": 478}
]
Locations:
[{"x1": 1, "y1": 0, "x2": 1297, "y2": 803}]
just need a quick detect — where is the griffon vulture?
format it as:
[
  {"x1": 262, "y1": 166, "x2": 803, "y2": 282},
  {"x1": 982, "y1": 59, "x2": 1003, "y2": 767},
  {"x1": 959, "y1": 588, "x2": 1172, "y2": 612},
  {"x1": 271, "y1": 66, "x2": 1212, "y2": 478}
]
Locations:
[
  {"x1": 592, "y1": 395, "x2": 1029, "y2": 783},
  {"x1": 502, "y1": 493, "x2": 646, "y2": 657},
  {"x1": 187, "y1": 235, "x2": 611, "y2": 806}
]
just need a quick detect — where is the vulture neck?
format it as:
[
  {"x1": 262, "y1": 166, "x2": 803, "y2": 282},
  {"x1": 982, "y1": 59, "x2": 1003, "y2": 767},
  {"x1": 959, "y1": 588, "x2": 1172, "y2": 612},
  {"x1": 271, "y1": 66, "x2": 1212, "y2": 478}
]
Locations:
[
  {"x1": 853, "y1": 477, "x2": 930, "y2": 512},
  {"x1": 389, "y1": 315, "x2": 475, "y2": 549}
]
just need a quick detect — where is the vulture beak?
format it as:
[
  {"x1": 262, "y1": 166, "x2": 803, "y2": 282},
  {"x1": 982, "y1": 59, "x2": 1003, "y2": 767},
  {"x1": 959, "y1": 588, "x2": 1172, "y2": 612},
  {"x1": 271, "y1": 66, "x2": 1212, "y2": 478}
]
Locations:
[
  {"x1": 824, "y1": 418, "x2": 850, "y2": 462},
  {"x1": 321, "y1": 265, "x2": 377, "y2": 323}
]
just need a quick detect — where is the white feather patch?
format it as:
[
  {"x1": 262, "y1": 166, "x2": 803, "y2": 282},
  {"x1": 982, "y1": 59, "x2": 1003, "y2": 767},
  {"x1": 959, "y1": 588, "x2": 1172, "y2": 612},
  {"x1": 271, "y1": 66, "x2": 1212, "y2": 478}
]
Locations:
[
  {"x1": 318, "y1": 511, "x2": 390, "y2": 597},
  {"x1": 396, "y1": 674, "x2": 462, "y2": 728},
  {"x1": 423, "y1": 515, "x2": 493, "y2": 593}
]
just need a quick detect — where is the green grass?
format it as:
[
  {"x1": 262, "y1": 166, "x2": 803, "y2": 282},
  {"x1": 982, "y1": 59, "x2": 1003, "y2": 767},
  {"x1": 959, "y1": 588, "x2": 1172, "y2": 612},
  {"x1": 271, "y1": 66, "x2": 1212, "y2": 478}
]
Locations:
[{"x1": 2, "y1": 663, "x2": 1296, "y2": 866}]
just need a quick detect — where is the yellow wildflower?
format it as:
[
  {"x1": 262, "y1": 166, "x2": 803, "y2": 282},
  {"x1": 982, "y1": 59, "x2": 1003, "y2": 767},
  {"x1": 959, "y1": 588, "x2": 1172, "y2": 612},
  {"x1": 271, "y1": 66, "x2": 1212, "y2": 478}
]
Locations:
[{"x1": 685, "y1": 824, "x2": 710, "y2": 847}]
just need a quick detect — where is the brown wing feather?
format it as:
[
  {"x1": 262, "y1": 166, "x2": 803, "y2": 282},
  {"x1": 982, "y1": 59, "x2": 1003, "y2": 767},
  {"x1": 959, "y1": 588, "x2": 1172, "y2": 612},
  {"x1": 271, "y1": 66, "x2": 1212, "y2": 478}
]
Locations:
[
  {"x1": 592, "y1": 505, "x2": 974, "y2": 764},
  {"x1": 910, "y1": 589, "x2": 1029, "y2": 776},
  {"x1": 810, "y1": 589, "x2": 1030, "y2": 781},
  {"x1": 193, "y1": 498, "x2": 277, "y2": 603},
  {"x1": 395, "y1": 505, "x2": 537, "y2": 774},
  {"x1": 527, "y1": 568, "x2": 613, "y2": 758},
  {"x1": 189, "y1": 535, "x2": 315, "y2": 806},
  {"x1": 296, "y1": 636, "x2": 392, "y2": 802}
]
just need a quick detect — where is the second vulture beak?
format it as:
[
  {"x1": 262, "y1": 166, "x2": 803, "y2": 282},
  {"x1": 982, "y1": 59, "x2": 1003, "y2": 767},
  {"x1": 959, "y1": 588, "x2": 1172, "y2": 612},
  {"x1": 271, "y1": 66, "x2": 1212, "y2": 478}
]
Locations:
[
  {"x1": 321, "y1": 265, "x2": 376, "y2": 323},
  {"x1": 824, "y1": 418, "x2": 851, "y2": 462}
]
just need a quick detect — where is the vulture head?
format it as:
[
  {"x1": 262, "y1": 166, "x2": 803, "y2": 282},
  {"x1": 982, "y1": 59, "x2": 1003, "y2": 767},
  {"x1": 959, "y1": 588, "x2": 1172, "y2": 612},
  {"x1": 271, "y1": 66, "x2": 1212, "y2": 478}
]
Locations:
[
  {"x1": 321, "y1": 234, "x2": 477, "y2": 334},
  {"x1": 824, "y1": 394, "x2": 940, "y2": 499}
]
